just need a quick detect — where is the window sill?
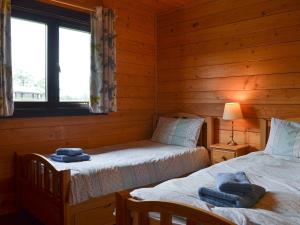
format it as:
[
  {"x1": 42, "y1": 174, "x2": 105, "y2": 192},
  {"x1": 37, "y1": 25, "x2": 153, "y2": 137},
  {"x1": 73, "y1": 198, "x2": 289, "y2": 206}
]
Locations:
[{"x1": 10, "y1": 103, "x2": 106, "y2": 118}]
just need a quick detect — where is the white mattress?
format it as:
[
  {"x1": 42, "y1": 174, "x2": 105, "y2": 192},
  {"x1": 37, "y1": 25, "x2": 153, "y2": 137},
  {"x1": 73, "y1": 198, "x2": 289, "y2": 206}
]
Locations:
[
  {"x1": 50, "y1": 140, "x2": 209, "y2": 205},
  {"x1": 131, "y1": 151, "x2": 300, "y2": 225}
]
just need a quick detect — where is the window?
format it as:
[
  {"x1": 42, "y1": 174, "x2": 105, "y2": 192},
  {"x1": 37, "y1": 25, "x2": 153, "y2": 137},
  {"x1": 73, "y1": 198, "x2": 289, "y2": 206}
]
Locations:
[
  {"x1": 12, "y1": 18, "x2": 47, "y2": 102},
  {"x1": 11, "y1": 0, "x2": 91, "y2": 117},
  {"x1": 59, "y1": 27, "x2": 90, "y2": 102}
]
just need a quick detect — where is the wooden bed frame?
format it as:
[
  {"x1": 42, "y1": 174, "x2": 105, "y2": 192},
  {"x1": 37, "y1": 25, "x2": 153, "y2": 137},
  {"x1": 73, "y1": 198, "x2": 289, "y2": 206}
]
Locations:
[
  {"x1": 115, "y1": 118, "x2": 272, "y2": 225},
  {"x1": 15, "y1": 113, "x2": 213, "y2": 225},
  {"x1": 259, "y1": 118, "x2": 271, "y2": 150},
  {"x1": 116, "y1": 191, "x2": 235, "y2": 225}
]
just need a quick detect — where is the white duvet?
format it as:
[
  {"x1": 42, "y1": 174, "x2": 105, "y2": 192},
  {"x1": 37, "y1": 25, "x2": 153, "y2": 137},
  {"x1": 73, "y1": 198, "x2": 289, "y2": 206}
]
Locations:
[{"x1": 131, "y1": 152, "x2": 300, "y2": 225}]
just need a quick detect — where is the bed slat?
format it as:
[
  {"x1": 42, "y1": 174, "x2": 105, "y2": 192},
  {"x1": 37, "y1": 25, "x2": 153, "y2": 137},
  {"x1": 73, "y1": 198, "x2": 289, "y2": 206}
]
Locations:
[
  {"x1": 44, "y1": 168, "x2": 50, "y2": 193},
  {"x1": 186, "y1": 219, "x2": 198, "y2": 225},
  {"x1": 36, "y1": 162, "x2": 42, "y2": 190},
  {"x1": 137, "y1": 212, "x2": 149, "y2": 225},
  {"x1": 160, "y1": 213, "x2": 172, "y2": 225}
]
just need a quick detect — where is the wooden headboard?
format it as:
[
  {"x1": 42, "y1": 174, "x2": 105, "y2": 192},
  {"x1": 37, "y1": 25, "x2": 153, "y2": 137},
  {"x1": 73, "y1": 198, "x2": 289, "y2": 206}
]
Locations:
[
  {"x1": 259, "y1": 119, "x2": 270, "y2": 149},
  {"x1": 260, "y1": 118, "x2": 300, "y2": 149},
  {"x1": 154, "y1": 113, "x2": 214, "y2": 149}
]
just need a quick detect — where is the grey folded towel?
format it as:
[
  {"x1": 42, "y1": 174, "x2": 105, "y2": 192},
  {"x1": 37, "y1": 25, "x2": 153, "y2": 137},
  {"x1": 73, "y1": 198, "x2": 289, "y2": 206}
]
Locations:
[
  {"x1": 51, "y1": 153, "x2": 91, "y2": 163},
  {"x1": 55, "y1": 148, "x2": 84, "y2": 156},
  {"x1": 199, "y1": 185, "x2": 266, "y2": 208},
  {"x1": 216, "y1": 172, "x2": 252, "y2": 195}
]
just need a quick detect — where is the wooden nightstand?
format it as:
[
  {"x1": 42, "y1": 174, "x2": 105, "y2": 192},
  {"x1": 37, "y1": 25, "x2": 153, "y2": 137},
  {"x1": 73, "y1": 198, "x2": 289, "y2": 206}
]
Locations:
[{"x1": 210, "y1": 143, "x2": 249, "y2": 164}]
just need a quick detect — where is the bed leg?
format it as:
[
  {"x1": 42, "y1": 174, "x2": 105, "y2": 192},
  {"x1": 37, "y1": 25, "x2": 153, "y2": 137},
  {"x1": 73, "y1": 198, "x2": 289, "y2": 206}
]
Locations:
[
  {"x1": 116, "y1": 191, "x2": 131, "y2": 225},
  {"x1": 15, "y1": 153, "x2": 22, "y2": 210}
]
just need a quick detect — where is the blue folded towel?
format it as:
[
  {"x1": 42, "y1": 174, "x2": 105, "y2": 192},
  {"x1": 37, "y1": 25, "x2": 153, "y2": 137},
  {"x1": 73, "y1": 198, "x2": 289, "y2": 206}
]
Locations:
[
  {"x1": 199, "y1": 185, "x2": 265, "y2": 208},
  {"x1": 217, "y1": 172, "x2": 252, "y2": 195},
  {"x1": 51, "y1": 153, "x2": 91, "y2": 163},
  {"x1": 55, "y1": 148, "x2": 84, "y2": 156}
]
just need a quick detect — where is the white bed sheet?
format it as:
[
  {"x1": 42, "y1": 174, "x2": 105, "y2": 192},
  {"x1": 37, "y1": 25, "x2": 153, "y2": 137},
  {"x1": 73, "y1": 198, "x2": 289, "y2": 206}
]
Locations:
[
  {"x1": 131, "y1": 151, "x2": 300, "y2": 225},
  {"x1": 50, "y1": 140, "x2": 209, "y2": 205}
]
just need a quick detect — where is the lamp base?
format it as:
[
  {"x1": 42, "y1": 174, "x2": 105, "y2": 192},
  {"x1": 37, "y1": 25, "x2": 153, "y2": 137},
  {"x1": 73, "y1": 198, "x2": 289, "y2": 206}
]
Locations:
[
  {"x1": 227, "y1": 120, "x2": 238, "y2": 146},
  {"x1": 227, "y1": 139, "x2": 238, "y2": 146}
]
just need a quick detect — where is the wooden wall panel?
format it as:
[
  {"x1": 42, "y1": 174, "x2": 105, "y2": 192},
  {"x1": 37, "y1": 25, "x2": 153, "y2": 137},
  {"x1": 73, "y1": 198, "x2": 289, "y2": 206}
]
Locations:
[
  {"x1": 4, "y1": 0, "x2": 300, "y2": 217},
  {"x1": 0, "y1": 0, "x2": 156, "y2": 215},
  {"x1": 157, "y1": 0, "x2": 300, "y2": 150}
]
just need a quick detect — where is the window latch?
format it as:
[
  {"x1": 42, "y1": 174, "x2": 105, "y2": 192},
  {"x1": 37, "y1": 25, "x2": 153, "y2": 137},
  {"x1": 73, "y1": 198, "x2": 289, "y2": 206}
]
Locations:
[{"x1": 57, "y1": 63, "x2": 61, "y2": 73}]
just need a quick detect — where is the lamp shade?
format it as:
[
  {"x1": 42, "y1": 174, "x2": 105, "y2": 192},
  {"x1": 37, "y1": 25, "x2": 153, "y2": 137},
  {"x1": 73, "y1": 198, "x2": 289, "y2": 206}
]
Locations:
[{"x1": 223, "y1": 102, "x2": 243, "y2": 121}]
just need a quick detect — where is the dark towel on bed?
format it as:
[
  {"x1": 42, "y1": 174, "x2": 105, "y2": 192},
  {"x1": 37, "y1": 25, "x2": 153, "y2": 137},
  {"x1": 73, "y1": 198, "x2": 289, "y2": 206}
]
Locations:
[
  {"x1": 216, "y1": 172, "x2": 252, "y2": 195},
  {"x1": 51, "y1": 153, "x2": 90, "y2": 163},
  {"x1": 55, "y1": 148, "x2": 84, "y2": 156},
  {"x1": 198, "y1": 185, "x2": 265, "y2": 208}
]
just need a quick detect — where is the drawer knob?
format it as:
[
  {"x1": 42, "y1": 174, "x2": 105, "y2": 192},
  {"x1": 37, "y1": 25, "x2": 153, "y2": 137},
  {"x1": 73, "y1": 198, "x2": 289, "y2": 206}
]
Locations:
[
  {"x1": 222, "y1": 156, "x2": 227, "y2": 161},
  {"x1": 104, "y1": 203, "x2": 112, "y2": 208}
]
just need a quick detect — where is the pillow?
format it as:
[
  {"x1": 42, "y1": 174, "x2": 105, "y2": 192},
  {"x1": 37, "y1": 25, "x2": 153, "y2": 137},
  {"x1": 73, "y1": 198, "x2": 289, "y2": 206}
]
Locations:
[
  {"x1": 265, "y1": 118, "x2": 300, "y2": 157},
  {"x1": 151, "y1": 117, "x2": 205, "y2": 148}
]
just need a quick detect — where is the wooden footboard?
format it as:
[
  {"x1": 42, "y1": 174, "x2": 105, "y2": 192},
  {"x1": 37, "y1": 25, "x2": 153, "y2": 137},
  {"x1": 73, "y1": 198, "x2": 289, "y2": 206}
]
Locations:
[
  {"x1": 15, "y1": 153, "x2": 202, "y2": 225},
  {"x1": 116, "y1": 191, "x2": 235, "y2": 225},
  {"x1": 16, "y1": 153, "x2": 70, "y2": 225}
]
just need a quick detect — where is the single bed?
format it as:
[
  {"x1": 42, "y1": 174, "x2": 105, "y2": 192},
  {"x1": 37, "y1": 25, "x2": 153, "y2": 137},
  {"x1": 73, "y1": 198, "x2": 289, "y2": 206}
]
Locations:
[
  {"x1": 116, "y1": 118, "x2": 300, "y2": 225},
  {"x1": 16, "y1": 113, "x2": 213, "y2": 225},
  {"x1": 52, "y1": 140, "x2": 209, "y2": 205}
]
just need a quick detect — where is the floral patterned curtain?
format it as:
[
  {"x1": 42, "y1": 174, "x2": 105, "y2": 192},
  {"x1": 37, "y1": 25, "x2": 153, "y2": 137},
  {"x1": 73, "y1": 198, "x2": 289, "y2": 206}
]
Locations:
[
  {"x1": 0, "y1": 0, "x2": 13, "y2": 117},
  {"x1": 90, "y1": 7, "x2": 117, "y2": 114}
]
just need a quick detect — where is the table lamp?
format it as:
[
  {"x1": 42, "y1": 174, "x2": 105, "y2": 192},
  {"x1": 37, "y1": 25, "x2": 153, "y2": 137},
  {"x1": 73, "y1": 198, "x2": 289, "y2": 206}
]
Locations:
[{"x1": 223, "y1": 102, "x2": 243, "y2": 146}]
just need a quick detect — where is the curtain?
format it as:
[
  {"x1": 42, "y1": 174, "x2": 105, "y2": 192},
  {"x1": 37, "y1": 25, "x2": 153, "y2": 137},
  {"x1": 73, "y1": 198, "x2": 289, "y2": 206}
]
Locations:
[
  {"x1": 90, "y1": 7, "x2": 117, "y2": 114},
  {"x1": 0, "y1": 0, "x2": 13, "y2": 117}
]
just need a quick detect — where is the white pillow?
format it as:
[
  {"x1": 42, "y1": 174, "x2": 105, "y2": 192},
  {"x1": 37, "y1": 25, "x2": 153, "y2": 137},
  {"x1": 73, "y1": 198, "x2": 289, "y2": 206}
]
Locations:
[
  {"x1": 265, "y1": 118, "x2": 300, "y2": 157},
  {"x1": 151, "y1": 117, "x2": 205, "y2": 148}
]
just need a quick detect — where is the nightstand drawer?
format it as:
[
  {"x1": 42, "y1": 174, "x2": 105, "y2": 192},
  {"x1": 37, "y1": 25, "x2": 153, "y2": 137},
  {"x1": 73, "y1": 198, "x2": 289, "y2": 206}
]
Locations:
[{"x1": 212, "y1": 150, "x2": 235, "y2": 163}]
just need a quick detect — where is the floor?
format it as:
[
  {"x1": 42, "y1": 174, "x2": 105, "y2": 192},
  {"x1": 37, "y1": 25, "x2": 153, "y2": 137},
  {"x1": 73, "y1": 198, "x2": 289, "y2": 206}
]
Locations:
[{"x1": 0, "y1": 212, "x2": 42, "y2": 225}]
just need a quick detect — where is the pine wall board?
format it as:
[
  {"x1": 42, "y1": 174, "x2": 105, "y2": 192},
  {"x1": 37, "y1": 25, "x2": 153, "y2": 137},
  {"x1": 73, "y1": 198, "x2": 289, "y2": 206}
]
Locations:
[
  {"x1": 0, "y1": 0, "x2": 157, "y2": 215},
  {"x1": 2, "y1": 0, "x2": 300, "y2": 216},
  {"x1": 157, "y1": 0, "x2": 300, "y2": 150}
]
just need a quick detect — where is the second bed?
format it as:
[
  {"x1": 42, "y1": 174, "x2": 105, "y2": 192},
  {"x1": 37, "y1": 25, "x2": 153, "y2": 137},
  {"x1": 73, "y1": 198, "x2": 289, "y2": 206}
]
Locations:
[{"x1": 16, "y1": 113, "x2": 213, "y2": 225}]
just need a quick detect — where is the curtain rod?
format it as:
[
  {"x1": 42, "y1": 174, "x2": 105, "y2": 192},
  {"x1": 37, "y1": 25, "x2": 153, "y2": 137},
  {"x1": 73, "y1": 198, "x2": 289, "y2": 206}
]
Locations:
[{"x1": 38, "y1": 0, "x2": 96, "y2": 13}]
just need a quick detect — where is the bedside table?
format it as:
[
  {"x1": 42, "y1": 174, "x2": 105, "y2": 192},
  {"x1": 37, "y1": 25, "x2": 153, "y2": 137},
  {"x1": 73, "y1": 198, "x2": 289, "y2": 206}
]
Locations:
[{"x1": 210, "y1": 143, "x2": 249, "y2": 164}]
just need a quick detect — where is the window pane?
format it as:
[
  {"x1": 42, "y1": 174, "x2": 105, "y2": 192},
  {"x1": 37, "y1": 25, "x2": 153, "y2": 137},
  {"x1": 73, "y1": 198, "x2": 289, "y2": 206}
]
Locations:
[
  {"x1": 11, "y1": 18, "x2": 47, "y2": 102},
  {"x1": 59, "y1": 27, "x2": 90, "y2": 102}
]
